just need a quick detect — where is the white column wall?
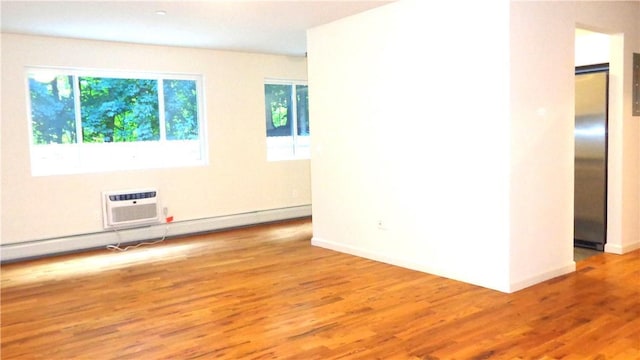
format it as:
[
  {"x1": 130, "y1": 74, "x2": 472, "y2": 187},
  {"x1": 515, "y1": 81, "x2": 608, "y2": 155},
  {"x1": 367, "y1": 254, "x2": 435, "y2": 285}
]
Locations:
[
  {"x1": 308, "y1": 0, "x2": 512, "y2": 292},
  {"x1": 508, "y1": 1, "x2": 577, "y2": 290}
]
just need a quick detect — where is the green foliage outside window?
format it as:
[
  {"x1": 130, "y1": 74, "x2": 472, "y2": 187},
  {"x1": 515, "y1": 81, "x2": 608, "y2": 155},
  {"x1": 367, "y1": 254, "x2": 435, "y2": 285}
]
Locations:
[
  {"x1": 28, "y1": 71, "x2": 200, "y2": 145},
  {"x1": 29, "y1": 75, "x2": 76, "y2": 144},
  {"x1": 264, "y1": 83, "x2": 309, "y2": 139},
  {"x1": 264, "y1": 81, "x2": 310, "y2": 160},
  {"x1": 296, "y1": 85, "x2": 309, "y2": 136},
  {"x1": 272, "y1": 105, "x2": 288, "y2": 127},
  {"x1": 265, "y1": 84, "x2": 291, "y2": 129},
  {"x1": 80, "y1": 77, "x2": 159, "y2": 143},
  {"x1": 164, "y1": 79, "x2": 199, "y2": 140}
]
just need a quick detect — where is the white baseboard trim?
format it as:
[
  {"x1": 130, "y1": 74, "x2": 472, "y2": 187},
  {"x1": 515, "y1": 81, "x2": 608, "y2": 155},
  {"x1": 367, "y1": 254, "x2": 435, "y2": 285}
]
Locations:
[
  {"x1": 311, "y1": 236, "x2": 416, "y2": 271},
  {"x1": 311, "y1": 236, "x2": 423, "y2": 271},
  {"x1": 605, "y1": 241, "x2": 640, "y2": 255},
  {"x1": 311, "y1": 236, "x2": 514, "y2": 293},
  {"x1": 508, "y1": 262, "x2": 576, "y2": 293},
  {"x1": 312, "y1": 237, "x2": 578, "y2": 294},
  {"x1": 1, "y1": 205, "x2": 311, "y2": 263}
]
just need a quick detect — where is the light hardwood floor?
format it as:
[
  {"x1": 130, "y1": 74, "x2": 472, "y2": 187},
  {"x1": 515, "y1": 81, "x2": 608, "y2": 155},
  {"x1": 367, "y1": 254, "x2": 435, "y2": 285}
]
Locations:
[{"x1": 2, "y1": 218, "x2": 639, "y2": 359}]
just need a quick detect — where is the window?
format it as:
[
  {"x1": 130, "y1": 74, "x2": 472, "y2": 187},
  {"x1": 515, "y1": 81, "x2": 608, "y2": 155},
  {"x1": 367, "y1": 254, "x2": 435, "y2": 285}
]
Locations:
[
  {"x1": 27, "y1": 68, "x2": 207, "y2": 175},
  {"x1": 264, "y1": 80, "x2": 309, "y2": 160}
]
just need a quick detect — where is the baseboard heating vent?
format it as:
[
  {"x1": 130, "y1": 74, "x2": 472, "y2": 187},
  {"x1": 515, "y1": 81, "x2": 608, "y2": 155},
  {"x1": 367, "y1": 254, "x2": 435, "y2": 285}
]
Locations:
[{"x1": 102, "y1": 188, "x2": 160, "y2": 229}]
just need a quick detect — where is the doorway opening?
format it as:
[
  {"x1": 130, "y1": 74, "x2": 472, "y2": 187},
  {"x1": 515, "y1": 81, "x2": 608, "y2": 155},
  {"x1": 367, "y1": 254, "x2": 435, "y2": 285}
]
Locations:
[{"x1": 573, "y1": 28, "x2": 612, "y2": 261}]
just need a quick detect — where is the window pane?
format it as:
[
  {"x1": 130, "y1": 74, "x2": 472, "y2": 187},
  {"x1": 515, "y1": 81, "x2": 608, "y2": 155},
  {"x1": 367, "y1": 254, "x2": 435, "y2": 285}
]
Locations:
[
  {"x1": 28, "y1": 73, "x2": 76, "y2": 144},
  {"x1": 296, "y1": 85, "x2": 309, "y2": 136},
  {"x1": 79, "y1": 77, "x2": 159, "y2": 143},
  {"x1": 265, "y1": 84, "x2": 292, "y2": 137},
  {"x1": 164, "y1": 79, "x2": 199, "y2": 140}
]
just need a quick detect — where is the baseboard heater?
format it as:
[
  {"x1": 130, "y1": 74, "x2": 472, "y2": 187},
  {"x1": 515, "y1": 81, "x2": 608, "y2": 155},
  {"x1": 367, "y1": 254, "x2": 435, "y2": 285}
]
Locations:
[
  {"x1": 1, "y1": 205, "x2": 312, "y2": 263},
  {"x1": 102, "y1": 188, "x2": 160, "y2": 229}
]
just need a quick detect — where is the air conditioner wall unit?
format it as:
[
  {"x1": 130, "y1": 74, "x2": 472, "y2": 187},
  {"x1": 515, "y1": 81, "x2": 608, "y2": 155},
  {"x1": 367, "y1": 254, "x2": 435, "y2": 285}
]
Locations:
[{"x1": 102, "y1": 188, "x2": 160, "y2": 229}]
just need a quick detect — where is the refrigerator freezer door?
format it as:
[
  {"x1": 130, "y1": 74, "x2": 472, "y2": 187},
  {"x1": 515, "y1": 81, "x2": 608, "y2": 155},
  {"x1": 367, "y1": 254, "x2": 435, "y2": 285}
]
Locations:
[{"x1": 574, "y1": 71, "x2": 607, "y2": 249}]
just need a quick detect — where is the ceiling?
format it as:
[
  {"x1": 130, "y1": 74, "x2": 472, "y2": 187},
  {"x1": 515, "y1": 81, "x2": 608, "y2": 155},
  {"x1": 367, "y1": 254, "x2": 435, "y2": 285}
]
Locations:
[{"x1": 1, "y1": 0, "x2": 394, "y2": 56}]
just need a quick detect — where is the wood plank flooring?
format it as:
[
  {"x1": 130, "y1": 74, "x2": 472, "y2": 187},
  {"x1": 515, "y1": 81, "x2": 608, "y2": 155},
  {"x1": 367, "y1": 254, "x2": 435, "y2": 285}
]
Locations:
[{"x1": 2, "y1": 218, "x2": 639, "y2": 359}]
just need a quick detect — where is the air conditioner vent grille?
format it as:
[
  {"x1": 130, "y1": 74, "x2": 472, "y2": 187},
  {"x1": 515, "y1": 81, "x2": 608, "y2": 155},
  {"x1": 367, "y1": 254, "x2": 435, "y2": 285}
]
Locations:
[
  {"x1": 112, "y1": 203, "x2": 158, "y2": 223},
  {"x1": 109, "y1": 191, "x2": 157, "y2": 201}
]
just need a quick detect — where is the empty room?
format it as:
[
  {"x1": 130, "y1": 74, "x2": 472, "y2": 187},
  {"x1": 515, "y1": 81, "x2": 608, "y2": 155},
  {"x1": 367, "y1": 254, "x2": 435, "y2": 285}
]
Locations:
[{"x1": 1, "y1": 1, "x2": 639, "y2": 359}]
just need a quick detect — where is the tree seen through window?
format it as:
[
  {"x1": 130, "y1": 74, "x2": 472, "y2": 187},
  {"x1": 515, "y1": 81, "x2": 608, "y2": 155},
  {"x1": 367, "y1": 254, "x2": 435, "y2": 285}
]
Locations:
[{"x1": 28, "y1": 71, "x2": 200, "y2": 145}]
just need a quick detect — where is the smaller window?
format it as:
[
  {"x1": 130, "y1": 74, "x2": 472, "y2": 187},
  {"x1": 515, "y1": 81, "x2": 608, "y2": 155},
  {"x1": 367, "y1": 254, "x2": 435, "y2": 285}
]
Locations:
[{"x1": 264, "y1": 80, "x2": 309, "y2": 161}]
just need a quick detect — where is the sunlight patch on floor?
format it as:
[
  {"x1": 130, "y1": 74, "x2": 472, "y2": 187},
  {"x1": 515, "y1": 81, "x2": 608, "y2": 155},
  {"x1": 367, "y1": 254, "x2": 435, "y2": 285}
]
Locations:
[{"x1": 1, "y1": 241, "x2": 204, "y2": 287}]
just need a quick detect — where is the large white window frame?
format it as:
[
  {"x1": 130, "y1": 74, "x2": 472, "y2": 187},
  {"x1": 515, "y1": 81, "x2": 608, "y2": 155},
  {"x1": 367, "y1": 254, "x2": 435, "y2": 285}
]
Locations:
[
  {"x1": 26, "y1": 67, "x2": 208, "y2": 176},
  {"x1": 264, "y1": 78, "x2": 310, "y2": 161}
]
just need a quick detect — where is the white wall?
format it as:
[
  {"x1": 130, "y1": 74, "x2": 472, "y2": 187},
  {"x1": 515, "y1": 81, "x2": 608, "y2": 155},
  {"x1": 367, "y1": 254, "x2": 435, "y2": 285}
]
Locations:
[
  {"x1": 308, "y1": 0, "x2": 639, "y2": 293},
  {"x1": 1, "y1": 34, "x2": 311, "y2": 245},
  {"x1": 575, "y1": 29, "x2": 611, "y2": 67},
  {"x1": 509, "y1": 1, "x2": 577, "y2": 290},
  {"x1": 308, "y1": 0, "x2": 513, "y2": 292}
]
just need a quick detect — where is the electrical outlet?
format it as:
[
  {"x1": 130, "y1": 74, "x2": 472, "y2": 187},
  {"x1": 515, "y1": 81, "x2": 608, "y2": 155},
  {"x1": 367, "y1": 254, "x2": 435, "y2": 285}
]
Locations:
[{"x1": 162, "y1": 207, "x2": 174, "y2": 223}]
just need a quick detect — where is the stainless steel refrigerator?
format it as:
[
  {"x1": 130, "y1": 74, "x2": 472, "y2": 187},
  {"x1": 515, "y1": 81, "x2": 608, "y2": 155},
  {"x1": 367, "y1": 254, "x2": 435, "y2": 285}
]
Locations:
[{"x1": 574, "y1": 65, "x2": 608, "y2": 251}]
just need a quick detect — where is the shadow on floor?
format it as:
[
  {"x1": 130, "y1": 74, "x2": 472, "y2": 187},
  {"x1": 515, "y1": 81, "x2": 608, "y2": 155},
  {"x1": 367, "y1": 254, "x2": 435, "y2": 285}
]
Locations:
[{"x1": 574, "y1": 246, "x2": 602, "y2": 262}]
